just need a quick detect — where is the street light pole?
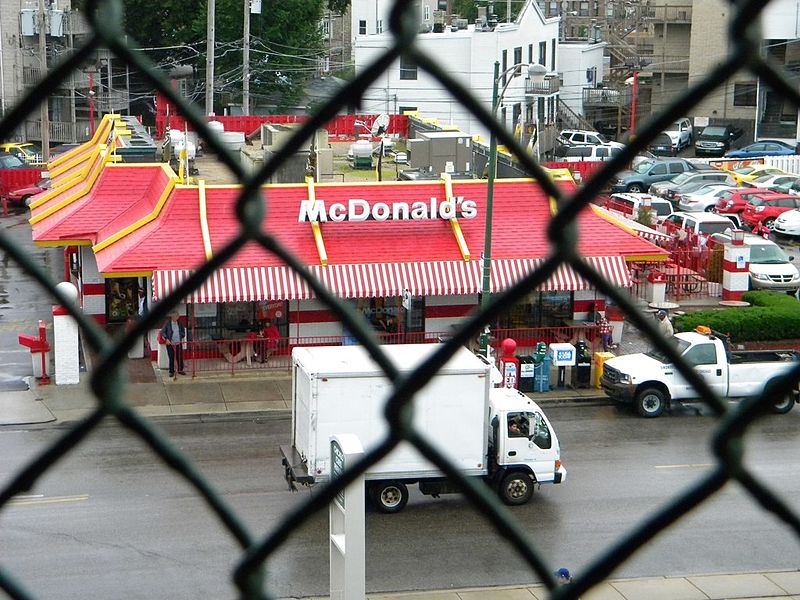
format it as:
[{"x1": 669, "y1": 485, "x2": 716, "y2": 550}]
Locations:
[
  {"x1": 479, "y1": 61, "x2": 548, "y2": 358},
  {"x1": 479, "y1": 60, "x2": 501, "y2": 358}
]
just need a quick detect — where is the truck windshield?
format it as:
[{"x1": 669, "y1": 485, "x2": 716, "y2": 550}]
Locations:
[
  {"x1": 645, "y1": 337, "x2": 691, "y2": 363},
  {"x1": 634, "y1": 160, "x2": 655, "y2": 174}
]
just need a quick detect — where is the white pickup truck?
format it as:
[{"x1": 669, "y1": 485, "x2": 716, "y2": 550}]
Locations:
[{"x1": 601, "y1": 327, "x2": 800, "y2": 417}]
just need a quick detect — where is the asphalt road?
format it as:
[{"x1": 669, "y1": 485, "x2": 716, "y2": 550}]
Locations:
[
  {"x1": 1, "y1": 405, "x2": 797, "y2": 599},
  {"x1": 0, "y1": 206, "x2": 62, "y2": 390}
]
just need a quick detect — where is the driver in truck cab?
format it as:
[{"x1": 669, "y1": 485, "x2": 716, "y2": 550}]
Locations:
[{"x1": 508, "y1": 414, "x2": 529, "y2": 437}]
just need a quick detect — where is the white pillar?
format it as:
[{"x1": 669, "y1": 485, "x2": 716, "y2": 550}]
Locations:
[
  {"x1": 53, "y1": 281, "x2": 81, "y2": 385},
  {"x1": 722, "y1": 238, "x2": 750, "y2": 301},
  {"x1": 329, "y1": 434, "x2": 366, "y2": 600}
]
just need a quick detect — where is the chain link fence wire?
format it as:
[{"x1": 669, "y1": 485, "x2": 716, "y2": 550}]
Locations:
[{"x1": 0, "y1": 0, "x2": 799, "y2": 597}]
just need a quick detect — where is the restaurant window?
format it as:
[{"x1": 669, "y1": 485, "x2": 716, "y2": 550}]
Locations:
[
  {"x1": 105, "y1": 277, "x2": 141, "y2": 323},
  {"x1": 498, "y1": 291, "x2": 573, "y2": 329},
  {"x1": 402, "y1": 295, "x2": 425, "y2": 334},
  {"x1": 189, "y1": 301, "x2": 289, "y2": 341},
  {"x1": 353, "y1": 297, "x2": 400, "y2": 333}
]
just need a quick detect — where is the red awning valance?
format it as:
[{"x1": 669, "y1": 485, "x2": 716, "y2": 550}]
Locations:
[{"x1": 153, "y1": 257, "x2": 632, "y2": 304}]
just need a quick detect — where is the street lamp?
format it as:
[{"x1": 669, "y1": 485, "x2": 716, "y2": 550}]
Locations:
[{"x1": 479, "y1": 61, "x2": 548, "y2": 358}]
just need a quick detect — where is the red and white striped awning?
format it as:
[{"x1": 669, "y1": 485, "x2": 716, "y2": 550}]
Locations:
[{"x1": 152, "y1": 256, "x2": 631, "y2": 303}]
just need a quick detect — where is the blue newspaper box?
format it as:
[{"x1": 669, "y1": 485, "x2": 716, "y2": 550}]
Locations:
[{"x1": 533, "y1": 354, "x2": 551, "y2": 392}]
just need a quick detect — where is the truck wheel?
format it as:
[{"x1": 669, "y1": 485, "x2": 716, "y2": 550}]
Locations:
[
  {"x1": 636, "y1": 387, "x2": 666, "y2": 418},
  {"x1": 371, "y1": 481, "x2": 409, "y2": 513},
  {"x1": 771, "y1": 393, "x2": 795, "y2": 414},
  {"x1": 499, "y1": 472, "x2": 534, "y2": 505},
  {"x1": 627, "y1": 183, "x2": 645, "y2": 193}
]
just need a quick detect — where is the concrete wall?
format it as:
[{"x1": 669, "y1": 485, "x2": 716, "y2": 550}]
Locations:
[{"x1": 559, "y1": 42, "x2": 606, "y2": 116}]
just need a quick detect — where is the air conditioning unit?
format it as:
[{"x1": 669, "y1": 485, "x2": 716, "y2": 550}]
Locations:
[{"x1": 20, "y1": 9, "x2": 37, "y2": 36}]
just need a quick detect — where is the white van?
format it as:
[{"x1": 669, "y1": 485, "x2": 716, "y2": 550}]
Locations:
[{"x1": 709, "y1": 232, "x2": 800, "y2": 293}]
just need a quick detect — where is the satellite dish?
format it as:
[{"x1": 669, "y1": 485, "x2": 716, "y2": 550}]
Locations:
[{"x1": 371, "y1": 113, "x2": 390, "y2": 138}]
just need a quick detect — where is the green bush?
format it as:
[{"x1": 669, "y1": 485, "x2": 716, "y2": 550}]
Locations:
[{"x1": 673, "y1": 291, "x2": 800, "y2": 342}]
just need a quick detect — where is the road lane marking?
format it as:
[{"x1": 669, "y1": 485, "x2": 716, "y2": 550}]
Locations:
[
  {"x1": 656, "y1": 464, "x2": 714, "y2": 470},
  {"x1": 8, "y1": 494, "x2": 89, "y2": 507}
]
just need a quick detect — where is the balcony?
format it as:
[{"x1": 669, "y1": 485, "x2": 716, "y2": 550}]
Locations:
[
  {"x1": 525, "y1": 76, "x2": 560, "y2": 96},
  {"x1": 24, "y1": 119, "x2": 84, "y2": 143},
  {"x1": 643, "y1": 5, "x2": 692, "y2": 22},
  {"x1": 582, "y1": 87, "x2": 632, "y2": 108}
]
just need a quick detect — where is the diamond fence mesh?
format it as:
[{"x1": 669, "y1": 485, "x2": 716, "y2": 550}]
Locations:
[{"x1": 1, "y1": 0, "x2": 799, "y2": 598}]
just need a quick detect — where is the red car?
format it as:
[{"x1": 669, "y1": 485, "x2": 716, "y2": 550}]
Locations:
[
  {"x1": 741, "y1": 193, "x2": 800, "y2": 229},
  {"x1": 713, "y1": 188, "x2": 785, "y2": 215},
  {"x1": 6, "y1": 178, "x2": 50, "y2": 206}
]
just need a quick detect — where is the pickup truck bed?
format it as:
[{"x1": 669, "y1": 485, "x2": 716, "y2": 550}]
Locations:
[{"x1": 729, "y1": 350, "x2": 800, "y2": 364}]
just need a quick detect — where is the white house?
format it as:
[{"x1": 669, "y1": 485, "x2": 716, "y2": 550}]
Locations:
[
  {"x1": 557, "y1": 41, "x2": 606, "y2": 118},
  {"x1": 353, "y1": 0, "x2": 561, "y2": 141}
]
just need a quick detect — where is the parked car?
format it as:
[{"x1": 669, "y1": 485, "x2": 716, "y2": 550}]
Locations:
[
  {"x1": 604, "y1": 193, "x2": 675, "y2": 223},
  {"x1": 648, "y1": 132, "x2": 680, "y2": 156},
  {"x1": 555, "y1": 143, "x2": 625, "y2": 162},
  {"x1": 663, "y1": 117, "x2": 694, "y2": 153},
  {"x1": 712, "y1": 188, "x2": 779, "y2": 216},
  {"x1": 649, "y1": 168, "x2": 735, "y2": 199},
  {"x1": 7, "y1": 178, "x2": 51, "y2": 206},
  {"x1": 743, "y1": 173, "x2": 800, "y2": 190},
  {"x1": 773, "y1": 209, "x2": 800, "y2": 237},
  {"x1": 557, "y1": 129, "x2": 624, "y2": 148},
  {"x1": 693, "y1": 125, "x2": 744, "y2": 157},
  {"x1": 770, "y1": 178, "x2": 800, "y2": 196},
  {"x1": 676, "y1": 184, "x2": 738, "y2": 212},
  {"x1": 741, "y1": 194, "x2": 800, "y2": 229},
  {"x1": 709, "y1": 232, "x2": 800, "y2": 293},
  {"x1": 0, "y1": 152, "x2": 29, "y2": 170},
  {"x1": 662, "y1": 211, "x2": 738, "y2": 237},
  {"x1": 0, "y1": 142, "x2": 45, "y2": 167},
  {"x1": 610, "y1": 157, "x2": 696, "y2": 193},
  {"x1": 726, "y1": 140, "x2": 799, "y2": 158},
  {"x1": 727, "y1": 164, "x2": 786, "y2": 185}
]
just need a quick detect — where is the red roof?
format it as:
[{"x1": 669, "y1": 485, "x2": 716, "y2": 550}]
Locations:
[
  {"x1": 31, "y1": 165, "x2": 170, "y2": 244},
  {"x1": 94, "y1": 178, "x2": 665, "y2": 274}
]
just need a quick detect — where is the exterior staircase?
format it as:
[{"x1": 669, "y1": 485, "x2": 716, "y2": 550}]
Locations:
[{"x1": 556, "y1": 98, "x2": 596, "y2": 133}]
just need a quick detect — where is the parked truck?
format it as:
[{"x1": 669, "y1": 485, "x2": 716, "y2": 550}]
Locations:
[
  {"x1": 280, "y1": 344, "x2": 566, "y2": 513},
  {"x1": 601, "y1": 326, "x2": 800, "y2": 417}
]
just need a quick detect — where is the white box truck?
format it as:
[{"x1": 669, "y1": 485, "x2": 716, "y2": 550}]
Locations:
[{"x1": 280, "y1": 344, "x2": 566, "y2": 513}]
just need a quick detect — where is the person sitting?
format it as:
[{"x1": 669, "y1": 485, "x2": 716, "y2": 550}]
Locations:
[{"x1": 508, "y1": 415, "x2": 529, "y2": 438}]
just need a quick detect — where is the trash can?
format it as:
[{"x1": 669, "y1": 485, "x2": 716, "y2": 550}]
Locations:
[
  {"x1": 593, "y1": 351, "x2": 616, "y2": 388},
  {"x1": 533, "y1": 354, "x2": 551, "y2": 392},
  {"x1": 518, "y1": 355, "x2": 535, "y2": 392},
  {"x1": 572, "y1": 341, "x2": 592, "y2": 388}
]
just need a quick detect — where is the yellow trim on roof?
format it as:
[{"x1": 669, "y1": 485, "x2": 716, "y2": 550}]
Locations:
[
  {"x1": 92, "y1": 177, "x2": 177, "y2": 252},
  {"x1": 34, "y1": 239, "x2": 92, "y2": 247},
  {"x1": 29, "y1": 145, "x2": 110, "y2": 221},
  {"x1": 48, "y1": 114, "x2": 118, "y2": 169},
  {"x1": 442, "y1": 172, "x2": 470, "y2": 262},
  {"x1": 306, "y1": 176, "x2": 328, "y2": 266},
  {"x1": 625, "y1": 254, "x2": 669, "y2": 262},
  {"x1": 198, "y1": 180, "x2": 213, "y2": 260},
  {"x1": 590, "y1": 204, "x2": 640, "y2": 236},
  {"x1": 102, "y1": 271, "x2": 153, "y2": 278}
]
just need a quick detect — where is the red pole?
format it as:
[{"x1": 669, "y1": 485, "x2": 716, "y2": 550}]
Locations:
[
  {"x1": 88, "y1": 70, "x2": 95, "y2": 136},
  {"x1": 629, "y1": 70, "x2": 638, "y2": 132}
]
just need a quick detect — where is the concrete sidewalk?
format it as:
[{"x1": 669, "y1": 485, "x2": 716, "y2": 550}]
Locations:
[{"x1": 295, "y1": 570, "x2": 800, "y2": 600}]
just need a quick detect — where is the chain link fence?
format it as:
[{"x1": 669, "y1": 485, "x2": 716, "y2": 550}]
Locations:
[{"x1": 1, "y1": 0, "x2": 799, "y2": 598}]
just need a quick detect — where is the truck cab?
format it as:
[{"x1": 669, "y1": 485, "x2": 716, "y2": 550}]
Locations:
[
  {"x1": 602, "y1": 327, "x2": 799, "y2": 417},
  {"x1": 488, "y1": 388, "x2": 564, "y2": 504}
]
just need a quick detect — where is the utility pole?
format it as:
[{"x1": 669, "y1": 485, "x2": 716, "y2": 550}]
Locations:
[
  {"x1": 242, "y1": 0, "x2": 250, "y2": 115},
  {"x1": 205, "y1": 0, "x2": 215, "y2": 116},
  {"x1": 38, "y1": 0, "x2": 50, "y2": 161}
]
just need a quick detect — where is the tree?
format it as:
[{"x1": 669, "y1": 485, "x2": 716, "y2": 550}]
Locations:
[{"x1": 120, "y1": 0, "x2": 326, "y2": 111}]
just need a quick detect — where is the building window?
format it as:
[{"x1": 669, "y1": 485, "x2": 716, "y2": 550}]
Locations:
[
  {"x1": 514, "y1": 46, "x2": 522, "y2": 67},
  {"x1": 538, "y1": 41, "x2": 546, "y2": 66},
  {"x1": 734, "y1": 82, "x2": 757, "y2": 107},
  {"x1": 106, "y1": 278, "x2": 141, "y2": 323},
  {"x1": 551, "y1": 39, "x2": 556, "y2": 71},
  {"x1": 498, "y1": 291, "x2": 573, "y2": 328},
  {"x1": 528, "y1": 43, "x2": 533, "y2": 63},
  {"x1": 424, "y1": 4, "x2": 430, "y2": 20},
  {"x1": 321, "y1": 19, "x2": 330, "y2": 36},
  {"x1": 377, "y1": 19, "x2": 383, "y2": 33},
  {"x1": 501, "y1": 49, "x2": 508, "y2": 87},
  {"x1": 359, "y1": 19, "x2": 367, "y2": 35},
  {"x1": 579, "y1": 1, "x2": 589, "y2": 16},
  {"x1": 400, "y1": 55, "x2": 417, "y2": 80}
]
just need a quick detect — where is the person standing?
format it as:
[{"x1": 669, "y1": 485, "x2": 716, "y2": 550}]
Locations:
[
  {"x1": 656, "y1": 309, "x2": 674, "y2": 337},
  {"x1": 259, "y1": 319, "x2": 280, "y2": 363},
  {"x1": 160, "y1": 311, "x2": 186, "y2": 379},
  {"x1": 598, "y1": 315, "x2": 614, "y2": 351}
]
